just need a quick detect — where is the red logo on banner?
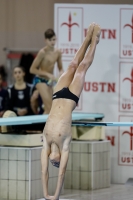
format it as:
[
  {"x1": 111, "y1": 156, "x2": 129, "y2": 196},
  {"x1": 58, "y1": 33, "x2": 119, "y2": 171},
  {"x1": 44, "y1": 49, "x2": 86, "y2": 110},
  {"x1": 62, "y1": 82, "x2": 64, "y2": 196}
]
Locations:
[
  {"x1": 123, "y1": 14, "x2": 133, "y2": 43},
  {"x1": 118, "y1": 115, "x2": 133, "y2": 166},
  {"x1": 123, "y1": 68, "x2": 133, "y2": 97},
  {"x1": 119, "y1": 62, "x2": 133, "y2": 112},
  {"x1": 61, "y1": 13, "x2": 79, "y2": 41},
  {"x1": 57, "y1": 7, "x2": 83, "y2": 57},
  {"x1": 106, "y1": 136, "x2": 115, "y2": 146},
  {"x1": 122, "y1": 127, "x2": 133, "y2": 151},
  {"x1": 120, "y1": 9, "x2": 133, "y2": 58}
]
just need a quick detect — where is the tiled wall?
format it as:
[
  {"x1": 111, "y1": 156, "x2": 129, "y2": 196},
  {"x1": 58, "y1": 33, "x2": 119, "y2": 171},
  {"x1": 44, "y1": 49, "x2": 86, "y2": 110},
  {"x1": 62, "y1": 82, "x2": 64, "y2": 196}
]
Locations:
[
  {"x1": 0, "y1": 147, "x2": 59, "y2": 200},
  {"x1": 65, "y1": 141, "x2": 110, "y2": 190},
  {"x1": 0, "y1": 141, "x2": 110, "y2": 199},
  {"x1": 0, "y1": 148, "x2": 30, "y2": 200}
]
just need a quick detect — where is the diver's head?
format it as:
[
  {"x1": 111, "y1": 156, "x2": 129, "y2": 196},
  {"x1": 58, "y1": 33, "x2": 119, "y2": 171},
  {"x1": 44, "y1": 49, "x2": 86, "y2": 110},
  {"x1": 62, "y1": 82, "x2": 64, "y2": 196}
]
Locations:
[{"x1": 49, "y1": 143, "x2": 61, "y2": 168}]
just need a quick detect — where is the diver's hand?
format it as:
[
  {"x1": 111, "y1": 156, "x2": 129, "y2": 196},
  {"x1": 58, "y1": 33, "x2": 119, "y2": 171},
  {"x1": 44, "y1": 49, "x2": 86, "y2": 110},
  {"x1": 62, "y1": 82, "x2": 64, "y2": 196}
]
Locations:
[
  {"x1": 48, "y1": 74, "x2": 57, "y2": 81},
  {"x1": 50, "y1": 197, "x2": 59, "y2": 200},
  {"x1": 44, "y1": 195, "x2": 54, "y2": 200}
]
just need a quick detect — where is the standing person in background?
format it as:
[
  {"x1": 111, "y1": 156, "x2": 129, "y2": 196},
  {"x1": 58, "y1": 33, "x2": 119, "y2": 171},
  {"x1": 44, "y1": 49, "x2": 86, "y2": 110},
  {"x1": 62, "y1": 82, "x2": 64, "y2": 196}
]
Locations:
[
  {"x1": 8, "y1": 66, "x2": 33, "y2": 116},
  {"x1": 30, "y1": 29, "x2": 63, "y2": 114},
  {"x1": 0, "y1": 69, "x2": 8, "y2": 117}
]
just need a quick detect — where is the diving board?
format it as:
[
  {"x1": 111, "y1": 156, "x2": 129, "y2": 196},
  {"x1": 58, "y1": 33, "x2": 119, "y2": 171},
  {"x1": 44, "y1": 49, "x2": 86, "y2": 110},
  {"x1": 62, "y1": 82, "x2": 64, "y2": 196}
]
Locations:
[
  {"x1": 0, "y1": 113, "x2": 104, "y2": 126},
  {"x1": 0, "y1": 113, "x2": 132, "y2": 126}
]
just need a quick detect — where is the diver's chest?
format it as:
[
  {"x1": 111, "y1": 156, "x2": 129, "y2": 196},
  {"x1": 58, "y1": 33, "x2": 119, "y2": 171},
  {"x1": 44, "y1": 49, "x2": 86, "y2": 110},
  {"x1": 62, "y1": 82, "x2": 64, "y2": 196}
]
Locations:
[{"x1": 45, "y1": 121, "x2": 70, "y2": 133}]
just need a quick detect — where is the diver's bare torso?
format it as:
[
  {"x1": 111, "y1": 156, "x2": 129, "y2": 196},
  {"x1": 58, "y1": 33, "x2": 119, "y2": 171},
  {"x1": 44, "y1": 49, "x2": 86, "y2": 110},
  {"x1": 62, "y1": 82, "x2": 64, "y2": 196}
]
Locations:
[
  {"x1": 38, "y1": 47, "x2": 60, "y2": 79},
  {"x1": 43, "y1": 98, "x2": 76, "y2": 151}
]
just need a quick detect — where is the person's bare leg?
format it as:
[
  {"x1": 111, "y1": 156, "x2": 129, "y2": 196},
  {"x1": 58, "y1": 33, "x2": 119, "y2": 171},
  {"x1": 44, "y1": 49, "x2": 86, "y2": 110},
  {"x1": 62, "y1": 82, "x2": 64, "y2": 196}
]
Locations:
[
  {"x1": 54, "y1": 23, "x2": 95, "y2": 93},
  {"x1": 36, "y1": 83, "x2": 53, "y2": 114},
  {"x1": 30, "y1": 90, "x2": 39, "y2": 114},
  {"x1": 73, "y1": 22, "x2": 95, "y2": 65},
  {"x1": 69, "y1": 24, "x2": 101, "y2": 97}
]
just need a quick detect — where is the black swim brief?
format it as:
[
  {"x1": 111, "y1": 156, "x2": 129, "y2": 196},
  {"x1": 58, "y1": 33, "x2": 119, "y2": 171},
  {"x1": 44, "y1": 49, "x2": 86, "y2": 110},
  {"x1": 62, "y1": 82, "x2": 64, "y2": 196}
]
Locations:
[{"x1": 52, "y1": 87, "x2": 79, "y2": 104}]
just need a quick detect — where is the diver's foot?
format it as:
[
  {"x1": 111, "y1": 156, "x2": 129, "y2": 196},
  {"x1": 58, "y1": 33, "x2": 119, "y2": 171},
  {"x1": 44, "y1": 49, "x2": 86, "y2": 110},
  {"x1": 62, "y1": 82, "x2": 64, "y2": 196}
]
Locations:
[
  {"x1": 92, "y1": 24, "x2": 101, "y2": 44},
  {"x1": 86, "y1": 22, "x2": 95, "y2": 40}
]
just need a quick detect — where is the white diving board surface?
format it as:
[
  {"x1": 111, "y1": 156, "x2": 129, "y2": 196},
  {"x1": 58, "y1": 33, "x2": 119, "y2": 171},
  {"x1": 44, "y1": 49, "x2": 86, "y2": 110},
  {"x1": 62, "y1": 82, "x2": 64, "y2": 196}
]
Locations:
[{"x1": 0, "y1": 113, "x2": 104, "y2": 126}]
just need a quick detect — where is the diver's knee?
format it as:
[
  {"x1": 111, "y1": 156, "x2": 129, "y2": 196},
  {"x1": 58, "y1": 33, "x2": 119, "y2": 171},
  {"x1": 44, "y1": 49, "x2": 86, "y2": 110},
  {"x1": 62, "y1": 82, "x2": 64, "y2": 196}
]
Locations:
[{"x1": 68, "y1": 60, "x2": 78, "y2": 71}]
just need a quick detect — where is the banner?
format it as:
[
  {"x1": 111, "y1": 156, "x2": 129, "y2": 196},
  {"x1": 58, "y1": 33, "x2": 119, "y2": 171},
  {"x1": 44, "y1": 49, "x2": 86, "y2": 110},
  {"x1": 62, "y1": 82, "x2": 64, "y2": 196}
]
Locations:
[{"x1": 54, "y1": 4, "x2": 133, "y2": 183}]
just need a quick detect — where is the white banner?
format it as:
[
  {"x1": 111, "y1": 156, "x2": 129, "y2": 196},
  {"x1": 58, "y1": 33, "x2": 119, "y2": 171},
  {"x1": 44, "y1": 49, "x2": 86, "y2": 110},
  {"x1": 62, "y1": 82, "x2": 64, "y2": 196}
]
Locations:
[{"x1": 54, "y1": 4, "x2": 133, "y2": 183}]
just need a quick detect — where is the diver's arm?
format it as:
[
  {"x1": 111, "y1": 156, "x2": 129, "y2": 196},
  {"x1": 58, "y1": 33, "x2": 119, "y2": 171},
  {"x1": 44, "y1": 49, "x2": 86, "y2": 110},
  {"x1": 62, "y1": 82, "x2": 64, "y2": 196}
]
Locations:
[
  {"x1": 41, "y1": 134, "x2": 51, "y2": 199},
  {"x1": 54, "y1": 148, "x2": 69, "y2": 199},
  {"x1": 41, "y1": 148, "x2": 50, "y2": 198}
]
